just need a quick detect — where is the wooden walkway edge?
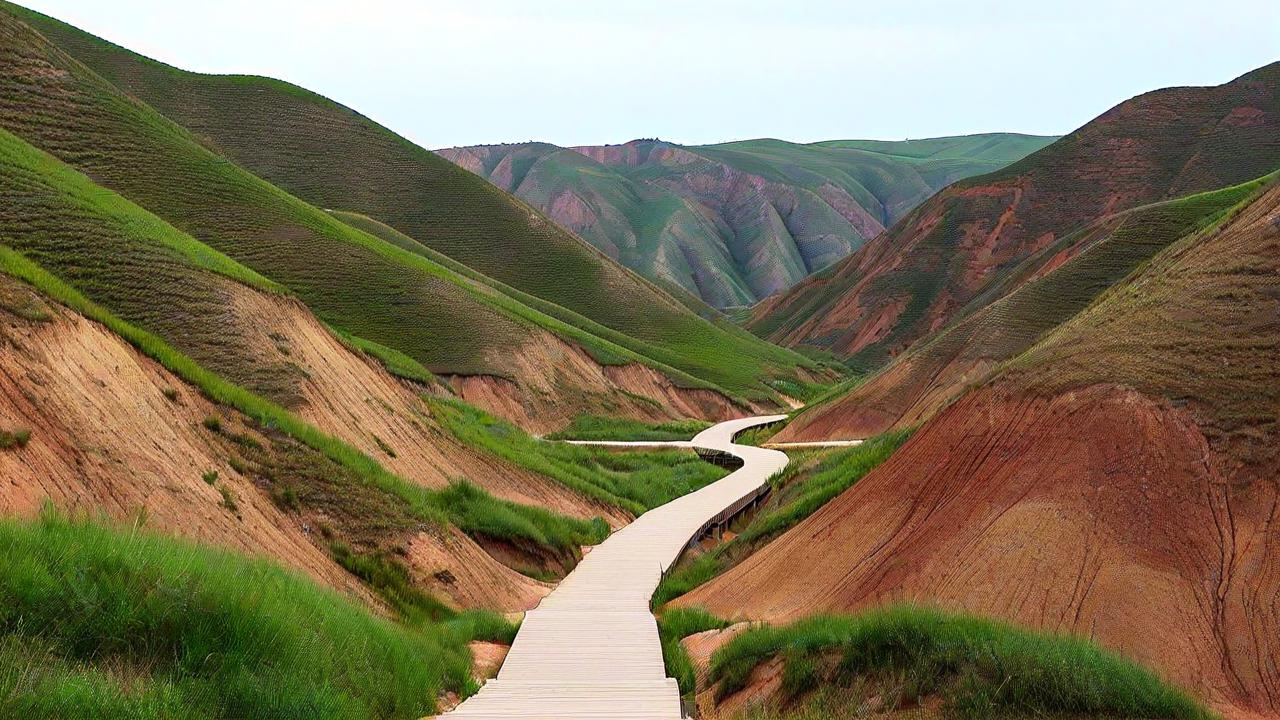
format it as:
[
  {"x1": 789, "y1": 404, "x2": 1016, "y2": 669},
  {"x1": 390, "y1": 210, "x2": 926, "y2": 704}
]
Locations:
[{"x1": 439, "y1": 415, "x2": 789, "y2": 719}]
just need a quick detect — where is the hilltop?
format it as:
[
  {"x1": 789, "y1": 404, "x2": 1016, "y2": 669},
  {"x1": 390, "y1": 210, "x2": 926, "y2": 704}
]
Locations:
[{"x1": 750, "y1": 61, "x2": 1280, "y2": 371}]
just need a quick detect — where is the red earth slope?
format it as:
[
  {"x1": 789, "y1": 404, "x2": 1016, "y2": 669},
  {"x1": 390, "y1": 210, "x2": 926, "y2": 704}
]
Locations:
[
  {"x1": 749, "y1": 62, "x2": 1280, "y2": 372},
  {"x1": 681, "y1": 184, "x2": 1280, "y2": 719},
  {"x1": 776, "y1": 173, "x2": 1276, "y2": 442}
]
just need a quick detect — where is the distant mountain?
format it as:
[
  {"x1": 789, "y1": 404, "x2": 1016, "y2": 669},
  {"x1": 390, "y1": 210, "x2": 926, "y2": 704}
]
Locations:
[
  {"x1": 750, "y1": 62, "x2": 1280, "y2": 370},
  {"x1": 438, "y1": 135, "x2": 1055, "y2": 307}
]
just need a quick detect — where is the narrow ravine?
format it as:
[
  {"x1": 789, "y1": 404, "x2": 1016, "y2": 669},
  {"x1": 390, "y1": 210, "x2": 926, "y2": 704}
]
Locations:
[{"x1": 440, "y1": 415, "x2": 789, "y2": 719}]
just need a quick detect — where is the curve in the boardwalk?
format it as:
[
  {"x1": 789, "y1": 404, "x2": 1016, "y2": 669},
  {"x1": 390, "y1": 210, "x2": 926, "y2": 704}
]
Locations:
[{"x1": 441, "y1": 414, "x2": 789, "y2": 719}]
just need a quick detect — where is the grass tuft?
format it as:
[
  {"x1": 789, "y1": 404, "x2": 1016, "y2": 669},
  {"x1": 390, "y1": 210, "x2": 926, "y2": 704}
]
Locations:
[
  {"x1": 0, "y1": 428, "x2": 30, "y2": 450},
  {"x1": 657, "y1": 607, "x2": 732, "y2": 696}
]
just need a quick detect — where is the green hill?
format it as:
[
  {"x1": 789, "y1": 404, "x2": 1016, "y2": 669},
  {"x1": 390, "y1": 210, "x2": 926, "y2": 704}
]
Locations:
[
  {"x1": 439, "y1": 134, "x2": 1055, "y2": 307},
  {"x1": 3, "y1": 1, "x2": 821, "y2": 401}
]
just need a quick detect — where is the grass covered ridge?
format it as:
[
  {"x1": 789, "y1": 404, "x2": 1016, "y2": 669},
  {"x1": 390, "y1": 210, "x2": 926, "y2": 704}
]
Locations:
[
  {"x1": 426, "y1": 397, "x2": 729, "y2": 517},
  {"x1": 653, "y1": 430, "x2": 910, "y2": 608},
  {"x1": 0, "y1": 3, "x2": 824, "y2": 404},
  {"x1": 0, "y1": 511, "x2": 514, "y2": 720},
  {"x1": 709, "y1": 606, "x2": 1212, "y2": 719},
  {"x1": 545, "y1": 414, "x2": 711, "y2": 442}
]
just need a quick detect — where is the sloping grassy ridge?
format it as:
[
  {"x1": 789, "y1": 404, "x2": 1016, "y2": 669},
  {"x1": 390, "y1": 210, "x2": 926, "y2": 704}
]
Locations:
[
  {"x1": 0, "y1": 511, "x2": 511, "y2": 720},
  {"x1": 709, "y1": 606, "x2": 1212, "y2": 719},
  {"x1": 3, "y1": 1, "x2": 822, "y2": 401}
]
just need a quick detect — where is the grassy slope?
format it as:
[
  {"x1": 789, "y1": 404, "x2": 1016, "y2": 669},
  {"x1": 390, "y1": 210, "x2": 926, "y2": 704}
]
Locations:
[
  {"x1": 653, "y1": 431, "x2": 910, "y2": 608},
  {"x1": 783, "y1": 173, "x2": 1277, "y2": 438},
  {"x1": 0, "y1": 512, "x2": 516, "y2": 720},
  {"x1": 5, "y1": 2, "x2": 819, "y2": 400},
  {"x1": 1005, "y1": 181, "x2": 1280, "y2": 460},
  {"x1": 0, "y1": 242, "x2": 606, "y2": 559},
  {"x1": 544, "y1": 415, "x2": 712, "y2": 442},
  {"x1": 709, "y1": 606, "x2": 1211, "y2": 719},
  {"x1": 426, "y1": 398, "x2": 728, "y2": 518}
]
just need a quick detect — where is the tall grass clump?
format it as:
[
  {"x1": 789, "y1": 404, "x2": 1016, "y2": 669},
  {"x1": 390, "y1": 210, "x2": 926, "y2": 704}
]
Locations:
[
  {"x1": 0, "y1": 428, "x2": 30, "y2": 449},
  {"x1": 657, "y1": 607, "x2": 732, "y2": 696},
  {"x1": 0, "y1": 511, "x2": 481, "y2": 720},
  {"x1": 709, "y1": 606, "x2": 1213, "y2": 719}
]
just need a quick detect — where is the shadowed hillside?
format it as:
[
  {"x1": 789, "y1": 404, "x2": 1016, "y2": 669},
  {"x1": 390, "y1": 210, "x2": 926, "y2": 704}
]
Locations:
[
  {"x1": 438, "y1": 134, "x2": 1054, "y2": 307},
  {"x1": 750, "y1": 62, "x2": 1280, "y2": 372},
  {"x1": 680, "y1": 182, "x2": 1280, "y2": 719},
  {"x1": 2, "y1": 1, "x2": 826, "y2": 406}
]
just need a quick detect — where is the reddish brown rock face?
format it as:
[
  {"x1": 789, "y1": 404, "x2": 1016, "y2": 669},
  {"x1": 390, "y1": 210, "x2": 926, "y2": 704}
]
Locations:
[
  {"x1": 750, "y1": 62, "x2": 1280, "y2": 371},
  {"x1": 682, "y1": 386, "x2": 1280, "y2": 719}
]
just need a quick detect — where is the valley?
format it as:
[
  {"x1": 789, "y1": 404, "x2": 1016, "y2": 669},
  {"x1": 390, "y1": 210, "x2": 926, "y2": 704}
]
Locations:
[{"x1": 0, "y1": 3, "x2": 1275, "y2": 720}]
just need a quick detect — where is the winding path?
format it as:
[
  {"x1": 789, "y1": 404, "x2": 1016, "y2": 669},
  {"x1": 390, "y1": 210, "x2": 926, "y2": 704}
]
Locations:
[{"x1": 441, "y1": 415, "x2": 789, "y2": 719}]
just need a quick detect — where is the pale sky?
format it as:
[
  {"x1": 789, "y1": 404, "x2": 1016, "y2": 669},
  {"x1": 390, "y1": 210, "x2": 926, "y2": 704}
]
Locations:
[{"x1": 15, "y1": 0, "x2": 1280, "y2": 149}]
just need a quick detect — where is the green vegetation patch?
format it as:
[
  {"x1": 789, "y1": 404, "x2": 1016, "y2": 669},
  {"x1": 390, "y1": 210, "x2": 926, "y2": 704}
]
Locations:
[
  {"x1": 653, "y1": 430, "x2": 910, "y2": 608},
  {"x1": 0, "y1": 511, "x2": 491, "y2": 720},
  {"x1": 329, "y1": 541, "x2": 452, "y2": 625},
  {"x1": 545, "y1": 414, "x2": 711, "y2": 442},
  {"x1": 657, "y1": 607, "x2": 732, "y2": 696},
  {"x1": 709, "y1": 606, "x2": 1212, "y2": 719},
  {"x1": 0, "y1": 428, "x2": 31, "y2": 449},
  {"x1": 426, "y1": 397, "x2": 729, "y2": 517}
]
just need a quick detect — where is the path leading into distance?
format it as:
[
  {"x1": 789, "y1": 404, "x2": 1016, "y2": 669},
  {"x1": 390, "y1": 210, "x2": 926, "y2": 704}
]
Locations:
[{"x1": 441, "y1": 415, "x2": 789, "y2": 719}]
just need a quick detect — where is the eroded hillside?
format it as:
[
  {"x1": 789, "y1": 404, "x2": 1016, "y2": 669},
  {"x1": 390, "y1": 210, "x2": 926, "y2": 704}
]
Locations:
[
  {"x1": 679, "y1": 183, "x2": 1280, "y2": 719},
  {"x1": 751, "y1": 62, "x2": 1280, "y2": 372}
]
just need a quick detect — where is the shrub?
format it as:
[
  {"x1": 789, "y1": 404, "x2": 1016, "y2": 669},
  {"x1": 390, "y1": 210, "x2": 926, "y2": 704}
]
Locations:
[
  {"x1": 0, "y1": 429, "x2": 31, "y2": 450},
  {"x1": 201, "y1": 469, "x2": 218, "y2": 485},
  {"x1": 201, "y1": 415, "x2": 221, "y2": 432}
]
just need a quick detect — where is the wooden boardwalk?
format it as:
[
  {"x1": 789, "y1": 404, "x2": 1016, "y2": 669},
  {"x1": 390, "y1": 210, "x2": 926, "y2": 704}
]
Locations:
[{"x1": 440, "y1": 415, "x2": 789, "y2": 719}]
